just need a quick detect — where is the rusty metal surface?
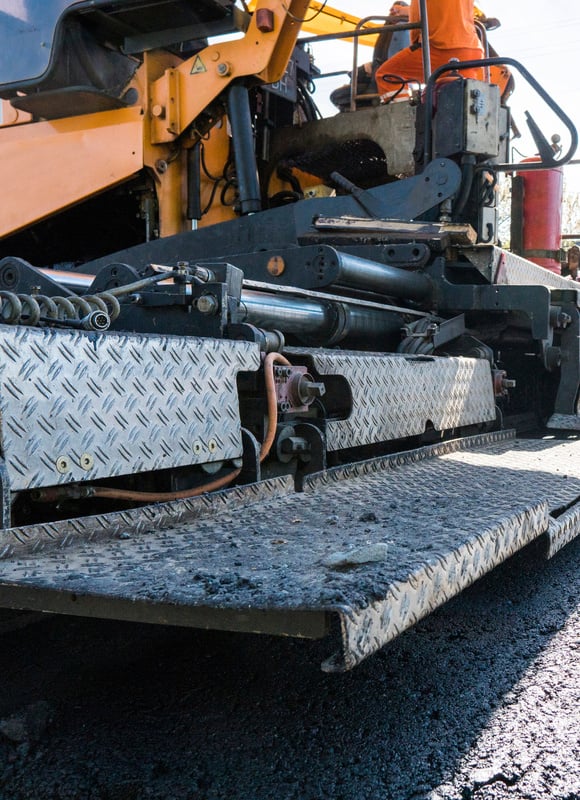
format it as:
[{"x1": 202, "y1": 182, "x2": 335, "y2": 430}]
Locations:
[
  {"x1": 292, "y1": 351, "x2": 496, "y2": 451},
  {"x1": 0, "y1": 327, "x2": 259, "y2": 491},
  {"x1": 1, "y1": 433, "x2": 580, "y2": 670}
]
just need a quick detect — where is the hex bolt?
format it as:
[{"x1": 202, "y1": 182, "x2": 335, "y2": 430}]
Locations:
[
  {"x1": 216, "y1": 62, "x2": 231, "y2": 77},
  {"x1": 293, "y1": 373, "x2": 326, "y2": 405},
  {"x1": 196, "y1": 294, "x2": 219, "y2": 315},
  {"x1": 280, "y1": 436, "x2": 310, "y2": 455},
  {"x1": 256, "y1": 8, "x2": 275, "y2": 32},
  {"x1": 550, "y1": 306, "x2": 572, "y2": 328}
]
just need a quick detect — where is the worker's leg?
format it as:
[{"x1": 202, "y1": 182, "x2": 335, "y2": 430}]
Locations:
[
  {"x1": 375, "y1": 46, "x2": 425, "y2": 91},
  {"x1": 429, "y1": 46, "x2": 486, "y2": 80},
  {"x1": 376, "y1": 45, "x2": 486, "y2": 92}
]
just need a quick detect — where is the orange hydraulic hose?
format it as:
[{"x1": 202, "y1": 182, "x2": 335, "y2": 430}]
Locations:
[
  {"x1": 80, "y1": 352, "x2": 293, "y2": 503},
  {"x1": 87, "y1": 468, "x2": 243, "y2": 502},
  {"x1": 259, "y1": 352, "x2": 292, "y2": 462}
]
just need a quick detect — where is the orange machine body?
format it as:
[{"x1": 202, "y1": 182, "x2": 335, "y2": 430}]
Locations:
[{"x1": 0, "y1": 0, "x2": 310, "y2": 242}]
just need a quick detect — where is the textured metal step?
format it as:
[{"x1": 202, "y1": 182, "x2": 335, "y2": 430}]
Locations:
[{"x1": 1, "y1": 431, "x2": 580, "y2": 670}]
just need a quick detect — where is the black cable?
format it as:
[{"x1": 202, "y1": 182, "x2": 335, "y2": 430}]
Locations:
[
  {"x1": 201, "y1": 177, "x2": 222, "y2": 216},
  {"x1": 297, "y1": 82, "x2": 322, "y2": 121},
  {"x1": 200, "y1": 142, "x2": 223, "y2": 182},
  {"x1": 282, "y1": 0, "x2": 328, "y2": 24},
  {"x1": 377, "y1": 72, "x2": 412, "y2": 102}
]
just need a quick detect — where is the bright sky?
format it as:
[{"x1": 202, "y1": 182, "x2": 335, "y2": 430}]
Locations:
[{"x1": 307, "y1": 0, "x2": 580, "y2": 190}]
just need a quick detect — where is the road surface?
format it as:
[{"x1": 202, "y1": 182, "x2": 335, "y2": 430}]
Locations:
[{"x1": 0, "y1": 537, "x2": 578, "y2": 800}]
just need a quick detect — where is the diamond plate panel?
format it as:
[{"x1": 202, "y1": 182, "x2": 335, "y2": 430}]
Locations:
[
  {"x1": 494, "y1": 247, "x2": 575, "y2": 289},
  {"x1": 2, "y1": 433, "x2": 580, "y2": 671},
  {"x1": 0, "y1": 475, "x2": 294, "y2": 559},
  {"x1": 547, "y1": 505, "x2": 580, "y2": 558},
  {"x1": 326, "y1": 502, "x2": 548, "y2": 671},
  {"x1": 547, "y1": 413, "x2": 580, "y2": 431},
  {"x1": 304, "y1": 430, "x2": 516, "y2": 490},
  {"x1": 0, "y1": 327, "x2": 260, "y2": 490},
  {"x1": 301, "y1": 352, "x2": 495, "y2": 451}
]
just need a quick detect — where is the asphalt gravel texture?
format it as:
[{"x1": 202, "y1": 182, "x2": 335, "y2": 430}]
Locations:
[{"x1": 0, "y1": 536, "x2": 578, "y2": 800}]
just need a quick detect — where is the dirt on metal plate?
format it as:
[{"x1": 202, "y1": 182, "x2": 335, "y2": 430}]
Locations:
[{"x1": 1, "y1": 432, "x2": 580, "y2": 670}]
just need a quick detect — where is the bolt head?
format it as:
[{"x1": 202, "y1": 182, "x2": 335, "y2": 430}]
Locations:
[
  {"x1": 267, "y1": 256, "x2": 286, "y2": 277},
  {"x1": 56, "y1": 456, "x2": 71, "y2": 474},
  {"x1": 196, "y1": 294, "x2": 219, "y2": 315}
]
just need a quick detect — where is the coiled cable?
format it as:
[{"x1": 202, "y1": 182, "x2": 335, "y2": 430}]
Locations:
[{"x1": 0, "y1": 290, "x2": 120, "y2": 330}]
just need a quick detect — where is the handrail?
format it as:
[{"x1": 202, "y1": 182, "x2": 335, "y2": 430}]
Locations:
[
  {"x1": 423, "y1": 57, "x2": 578, "y2": 171},
  {"x1": 351, "y1": 16, "x2": 389, "y2": 112},
  {"x1": 349, "y1": 15, "x2": 414, "y2": 112},
  {"x1": 299, "y1": 21, "x2": 419, "y2": 46},
  {"x1": 417, "y1": 0, "x2": 430, "y2": 83},
  {"x1": 301, "y1": 19, "x2": 420, "y2": 112}
]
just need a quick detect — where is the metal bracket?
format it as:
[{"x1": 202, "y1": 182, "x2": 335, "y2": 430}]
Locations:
[
  {"x1": 548, "y1": 299, "x2": 580, "y2": 420},
  {"x1": 0, "y1": 459, "x2": 10, "y2": 530}
]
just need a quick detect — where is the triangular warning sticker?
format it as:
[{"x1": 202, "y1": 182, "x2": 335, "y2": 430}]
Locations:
[{"x1": 191, "y1": 56, "x2": 207, "y2": 75}]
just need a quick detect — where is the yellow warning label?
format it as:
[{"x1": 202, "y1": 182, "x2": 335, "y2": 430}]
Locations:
[{"x1": 191, "y1": 56, "x2": 207, "y2": 75}]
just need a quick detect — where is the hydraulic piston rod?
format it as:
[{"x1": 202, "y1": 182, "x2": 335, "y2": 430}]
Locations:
[
  {"x1": 240, "y1": 289, "x2": 405, "y2": 345},
  {"x1": 329, "y1": 251, "x2": 433, "y2": 303}
]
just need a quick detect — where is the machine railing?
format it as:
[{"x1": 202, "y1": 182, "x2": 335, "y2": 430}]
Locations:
[{"x1": 423, "y1": 57, "x2": 578, "y2": 172}]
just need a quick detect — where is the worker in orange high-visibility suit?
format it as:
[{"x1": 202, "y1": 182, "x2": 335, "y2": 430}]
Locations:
[{"x1": 375, "y1": 0, "x2": 486, "y2": 99}]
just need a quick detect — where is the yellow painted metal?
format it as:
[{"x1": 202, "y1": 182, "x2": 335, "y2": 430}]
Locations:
[
  {"x1": 150, "y1": 0, "x2": 312, "y2": 144},
  {"x1": 197, "y1": 121, "x2": 237, "y2": 228},
  {"x1": 248, "y1": 0, "x2": 376, "y2": 45},
  {"x1": 0, "y1": 107, "x2": 144, "y2": 238},
  {"x1": 0, "y1": 0, "x2": 313, "y2": 239},
  {"x1": 0, "y1": 100, "x2": 31, "y2": 127},
  {"x1": 0, "y1": 50, "x2": 184, "y2": 240}
]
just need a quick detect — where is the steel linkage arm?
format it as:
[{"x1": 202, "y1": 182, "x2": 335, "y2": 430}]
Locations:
[{"x1": 149, "y1": 0, "x2": 312, "y2": 145}]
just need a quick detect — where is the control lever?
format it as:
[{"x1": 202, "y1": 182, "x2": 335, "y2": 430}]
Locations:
[
  {"x1": 525, "y1": 111, "x2": 557, "y2": 166},
  {"x1": 329, "y1": 171, "x2": 385, "y2": 218}
]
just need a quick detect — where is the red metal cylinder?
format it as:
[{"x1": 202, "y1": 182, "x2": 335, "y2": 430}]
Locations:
[{"x1": 517, "y1": 158, "x2": 563, "y2": 274}]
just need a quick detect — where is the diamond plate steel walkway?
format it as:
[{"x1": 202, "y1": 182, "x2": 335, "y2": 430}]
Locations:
[{"x1": 1, "y1": 430, "x2": 579, "y2": 670}]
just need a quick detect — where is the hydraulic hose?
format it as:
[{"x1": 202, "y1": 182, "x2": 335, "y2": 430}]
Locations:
[{"x1": 34, "y1": 352, "x2": 291, "y2": 504}]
